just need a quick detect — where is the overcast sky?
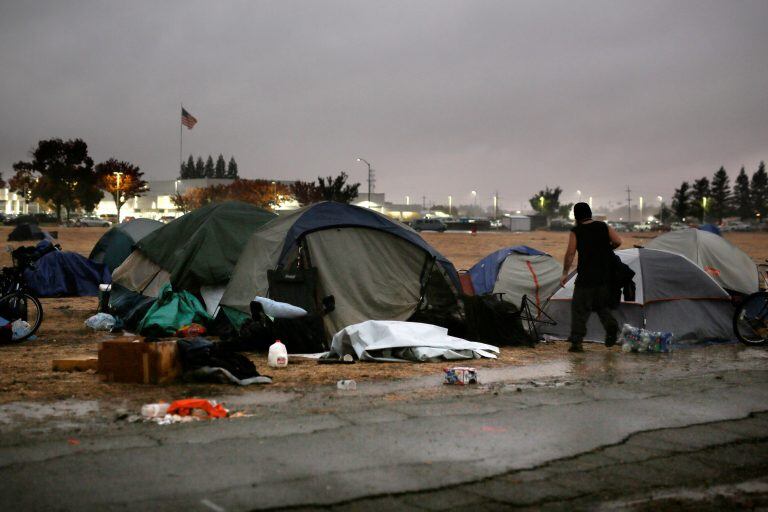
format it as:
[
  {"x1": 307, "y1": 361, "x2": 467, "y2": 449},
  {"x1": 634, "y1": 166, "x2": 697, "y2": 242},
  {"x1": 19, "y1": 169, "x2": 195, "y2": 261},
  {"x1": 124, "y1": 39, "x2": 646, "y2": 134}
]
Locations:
[{"x1": 1, "y1": 0, "x2": 767, "y2": 211}]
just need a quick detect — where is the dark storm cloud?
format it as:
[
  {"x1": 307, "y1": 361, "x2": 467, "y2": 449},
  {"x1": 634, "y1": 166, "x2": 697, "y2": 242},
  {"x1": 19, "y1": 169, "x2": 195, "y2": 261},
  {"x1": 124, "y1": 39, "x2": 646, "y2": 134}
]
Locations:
[{"x1": 1, "y1": 0, "x2": 767, "y2": 210}]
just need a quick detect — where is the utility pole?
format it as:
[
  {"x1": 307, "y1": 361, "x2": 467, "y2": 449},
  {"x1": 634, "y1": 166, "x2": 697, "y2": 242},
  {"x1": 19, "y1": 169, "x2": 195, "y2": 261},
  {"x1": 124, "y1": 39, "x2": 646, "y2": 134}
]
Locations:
[
  {"x1": 493, "y1": 190, "x2": 499, "y2": 219},
  {"x1": 626, "y1": 186, "x2": 632, "y2": 222}
]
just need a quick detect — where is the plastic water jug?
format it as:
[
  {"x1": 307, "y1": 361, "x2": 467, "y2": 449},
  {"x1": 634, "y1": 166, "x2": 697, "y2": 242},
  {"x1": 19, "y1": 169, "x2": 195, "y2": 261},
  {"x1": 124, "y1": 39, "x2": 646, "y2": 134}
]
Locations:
[
  {"x1": 141, "y1": 403, "x2": 170, "y2": 418},
  {"x1": 268, "y1": 340, "x2": 288, "y2": 368}
]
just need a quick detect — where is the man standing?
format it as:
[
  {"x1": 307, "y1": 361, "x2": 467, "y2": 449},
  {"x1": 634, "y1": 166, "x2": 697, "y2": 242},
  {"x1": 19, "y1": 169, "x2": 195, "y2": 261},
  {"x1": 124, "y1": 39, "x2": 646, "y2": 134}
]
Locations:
[{"x1": 560, "y1": 202, "x2": 622, "y2": 352}]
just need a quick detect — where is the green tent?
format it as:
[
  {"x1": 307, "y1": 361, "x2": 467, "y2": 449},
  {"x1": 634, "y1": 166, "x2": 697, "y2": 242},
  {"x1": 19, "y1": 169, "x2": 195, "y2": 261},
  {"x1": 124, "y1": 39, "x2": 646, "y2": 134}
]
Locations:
[
  {"x1": 110, "y1": 202, "x2": 277, "y2": 324},
  {"x1": 89, "y1": 218, "x2": 164, "y2": 273}
]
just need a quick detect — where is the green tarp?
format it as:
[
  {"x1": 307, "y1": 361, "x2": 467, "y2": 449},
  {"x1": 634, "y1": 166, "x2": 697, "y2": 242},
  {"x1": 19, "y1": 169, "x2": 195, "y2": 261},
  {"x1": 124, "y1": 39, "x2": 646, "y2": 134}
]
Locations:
[
  {"x1": 135, "y1": 202, "x2": 276, "y2": 291},
  {"x1": 137, "y1": 283, "x2": 212, "y2": 336}
]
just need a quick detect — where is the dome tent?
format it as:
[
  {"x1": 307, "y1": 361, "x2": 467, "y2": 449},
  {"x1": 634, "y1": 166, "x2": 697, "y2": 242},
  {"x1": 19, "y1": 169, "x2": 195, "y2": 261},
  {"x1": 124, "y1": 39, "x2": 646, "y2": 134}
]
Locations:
[
  {"x1": 89, "y1": 218, "x2": 163, "y2": 272},
  {"x1": 467, "y1": 246, "x2": 563, "y2": 308},
  {"x1": 109, "y1": 202, "x2": 277, "y2": 324},
  {"x1": 646, "y1": 228, "x2": 758, "y2": 295},
  {"x1": 219, "y1": 201, "x2": 461, "y2": 337},
  {"x1": 542, "y1": 248, "x2": 734, "y2": 343}
]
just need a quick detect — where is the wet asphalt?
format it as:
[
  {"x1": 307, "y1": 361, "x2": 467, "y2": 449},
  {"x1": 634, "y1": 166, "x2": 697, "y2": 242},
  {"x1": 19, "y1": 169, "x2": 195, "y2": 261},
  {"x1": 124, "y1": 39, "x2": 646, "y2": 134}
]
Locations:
[{"x1": 0, "y1": 342, "x2": 767, "y2": 511}]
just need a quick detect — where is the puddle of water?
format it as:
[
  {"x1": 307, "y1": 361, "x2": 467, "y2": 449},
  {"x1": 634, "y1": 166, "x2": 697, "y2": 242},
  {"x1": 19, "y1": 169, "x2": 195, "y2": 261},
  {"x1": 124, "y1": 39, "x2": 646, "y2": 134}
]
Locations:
[{"x1": 0, "y1": 399, "x2": 100, "y2": 421}]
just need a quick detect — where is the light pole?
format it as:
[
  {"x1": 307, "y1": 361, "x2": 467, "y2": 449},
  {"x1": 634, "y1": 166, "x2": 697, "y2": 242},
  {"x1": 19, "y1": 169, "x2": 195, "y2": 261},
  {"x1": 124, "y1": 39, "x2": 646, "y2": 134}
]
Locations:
[
  {"x1": 471, "y1": 190, "x2": 477, "y2": 214},
  {"x1": 448, "y1": 195, "x2": 452, "y2": 217},
  {"x1": 657, "y1": 196, "x2": 664, "y2": 226},
  {"x1": 702, "y1": 196, "x2": 708, "y2": 224},
  {"x1": 577, "y1": 190, "x2": 582, "y2": 203},
  {"x1": 639, "y1": 196, "x2": 643, "y2": 222},
  {"x1": 114, "y1": 172, "x2": 124, "y2": 223},
  {"x1": 588, "y1": 196, "x2": 593, "y2": 208},
  {"x1": 406, "y1": 195, "x2": 410, "y2": 206},
  {"x1": 356, "y1": 158, "x2": 374, "y2": 205}
]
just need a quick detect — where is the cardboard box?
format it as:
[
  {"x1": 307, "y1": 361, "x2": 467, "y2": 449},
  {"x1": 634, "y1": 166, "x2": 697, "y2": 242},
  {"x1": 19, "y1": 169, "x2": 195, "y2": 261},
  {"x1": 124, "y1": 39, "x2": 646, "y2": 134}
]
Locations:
[{"x1": 98, "y1": 339, "x2": 181, "y2": 384}]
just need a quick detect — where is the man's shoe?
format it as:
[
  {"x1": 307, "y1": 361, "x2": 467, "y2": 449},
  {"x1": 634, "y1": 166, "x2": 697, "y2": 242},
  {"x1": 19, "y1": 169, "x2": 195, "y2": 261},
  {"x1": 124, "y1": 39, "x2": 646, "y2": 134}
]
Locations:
[
  {"x1": 568, "y1": 342, "x2": 584, "y2": 353},
  {"x1": 605, "y1": 336, "x2": 617, "y2": 348}
]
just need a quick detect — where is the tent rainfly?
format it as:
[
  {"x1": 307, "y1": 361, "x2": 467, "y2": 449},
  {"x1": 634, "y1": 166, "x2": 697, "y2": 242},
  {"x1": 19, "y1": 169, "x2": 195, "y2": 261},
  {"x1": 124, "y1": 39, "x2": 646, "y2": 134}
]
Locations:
[
  {"x1": 542, "y1": 248, "x2": 734, "y2": 343},
  {"x1": 646, "y1": 228, "x2": 759, "y2": 295},
  {"x1": 219, "y1": 201, "x2": 461, "y2": 336},
  {"x1": 109, "y1": 201, "x2": 277, "y2": 323},
  {"x1": 468, "y1": 246, "x2": 563, "y2": 308},
  {"x1": 89, "y1": 218, "x2": 164, "y2": 272}
]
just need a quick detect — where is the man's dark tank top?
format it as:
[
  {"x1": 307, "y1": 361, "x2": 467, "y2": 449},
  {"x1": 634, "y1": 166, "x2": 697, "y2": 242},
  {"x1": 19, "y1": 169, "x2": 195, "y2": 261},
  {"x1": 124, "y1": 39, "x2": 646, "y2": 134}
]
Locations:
[{"x1": 572, "y1": 221, "x2": 613, "y2": 286}]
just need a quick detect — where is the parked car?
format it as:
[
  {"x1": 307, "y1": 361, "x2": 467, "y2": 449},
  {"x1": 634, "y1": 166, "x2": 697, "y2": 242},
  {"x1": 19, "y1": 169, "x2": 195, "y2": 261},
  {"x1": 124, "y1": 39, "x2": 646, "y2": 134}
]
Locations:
[
  {"x1": 721, "y1": 221, "x2": 752, "y2": 232},
  {"x1": 670, "y1": 222, "x2": 689, "y2": 231},
  {"x1": 634, "y1": 222, "x2": 653, "y2": 232},
  {"x1": 411, "y1": 218, "x2": 447, "y2": 232},
  {"x1": 75, "y1": 216, "x2": 111, "y2": 227}
]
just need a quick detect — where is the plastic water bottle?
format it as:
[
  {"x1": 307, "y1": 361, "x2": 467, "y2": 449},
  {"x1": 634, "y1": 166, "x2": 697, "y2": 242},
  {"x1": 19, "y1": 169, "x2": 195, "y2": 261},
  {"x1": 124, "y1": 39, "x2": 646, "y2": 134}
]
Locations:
[
  {"x1": 268, "y1": 340, "x2": 288, "y2": 368},
  {"x1": 141, "y1": 403, "x2": 170, "y2": 418},
  {"x1": 337, "y1": 379, "x2": 357, "y2": 390}
]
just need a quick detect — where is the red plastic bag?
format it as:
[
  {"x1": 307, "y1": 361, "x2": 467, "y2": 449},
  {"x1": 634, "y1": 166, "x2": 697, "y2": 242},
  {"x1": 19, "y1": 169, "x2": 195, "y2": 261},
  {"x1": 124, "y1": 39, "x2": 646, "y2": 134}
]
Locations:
[{"x1": 166, "y1": 399, "x2": 228, "y2": 418}]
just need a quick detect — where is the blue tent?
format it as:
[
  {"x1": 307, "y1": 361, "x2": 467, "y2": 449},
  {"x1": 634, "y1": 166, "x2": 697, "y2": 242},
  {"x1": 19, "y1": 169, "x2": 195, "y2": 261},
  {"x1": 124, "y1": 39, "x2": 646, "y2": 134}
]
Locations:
[
  {"x1": 25, "y1": 243, "x2": 111, "y2": 297},
  {"x1": 469, "y1": 246, "x2": 548, "y2": 295}
]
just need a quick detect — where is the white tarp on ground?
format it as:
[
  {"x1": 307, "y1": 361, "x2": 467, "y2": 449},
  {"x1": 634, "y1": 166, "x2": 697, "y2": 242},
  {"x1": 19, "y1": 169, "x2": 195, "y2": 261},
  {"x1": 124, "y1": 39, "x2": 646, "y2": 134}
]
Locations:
[{"x1": 328, "y1": 320, "x2": 499, "y2": 362}]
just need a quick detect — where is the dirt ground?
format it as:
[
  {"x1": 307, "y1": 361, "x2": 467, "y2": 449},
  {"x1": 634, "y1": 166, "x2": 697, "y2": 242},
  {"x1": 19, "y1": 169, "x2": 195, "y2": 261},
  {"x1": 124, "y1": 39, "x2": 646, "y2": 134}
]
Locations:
[{"x1": 0, "y1": 225, "x2": 766, "y2": 405}]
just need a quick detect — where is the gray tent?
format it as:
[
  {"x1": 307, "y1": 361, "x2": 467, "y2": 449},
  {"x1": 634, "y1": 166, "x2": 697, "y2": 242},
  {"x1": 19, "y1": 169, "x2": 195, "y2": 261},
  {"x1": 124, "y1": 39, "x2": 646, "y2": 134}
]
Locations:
[
  {"x1": 220, "y1": 202, "x2": 460, "y2": 336},
  {"x1": 646, "y1": 229, "x2": 758, "y2": 295},
  {"x1": 542, "y1": 248, "x2": 734, "y2": 343}
]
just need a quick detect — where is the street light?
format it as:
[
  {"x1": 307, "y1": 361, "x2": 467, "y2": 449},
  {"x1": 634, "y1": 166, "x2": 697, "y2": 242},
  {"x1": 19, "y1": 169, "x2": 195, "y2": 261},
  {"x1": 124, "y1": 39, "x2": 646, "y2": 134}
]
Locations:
[
  {"x1": 577, "y1": 190, "x2": 582, "y2": 202},
  {"x1": 356, "y1": 157, "x2": 374, "y2": 205},
  {"x1": 471, "y1": 190, "x2": 477, "y2": 212},
  {"x1": 702, "y1": 196, "x2": 708, "y2": 224},
  {"x1": 448, "y1": 195, "x2": 452, "y2": 216},
  {"x1": 406, "y1": 195, "x2": 410, "y2": 205},
  {"x1": 657, "y1": 196, "x2": 664, "y2": 226},
  {"x1": 639, "y1": 196, "x2": 643, "y2": 221},
  {"x1": 113, "y1": 172, "x2": 124, "y2": 223}
]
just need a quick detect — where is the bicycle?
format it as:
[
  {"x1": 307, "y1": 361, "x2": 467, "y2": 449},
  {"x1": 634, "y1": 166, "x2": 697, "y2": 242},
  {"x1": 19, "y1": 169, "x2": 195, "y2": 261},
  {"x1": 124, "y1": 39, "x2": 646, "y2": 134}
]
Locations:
[
  {"x1": 0, "y1": 245, "x2": 45, "y2": 343},
  {"x1": 732, "y1": 261, "x2": 768, "y2": 346}
]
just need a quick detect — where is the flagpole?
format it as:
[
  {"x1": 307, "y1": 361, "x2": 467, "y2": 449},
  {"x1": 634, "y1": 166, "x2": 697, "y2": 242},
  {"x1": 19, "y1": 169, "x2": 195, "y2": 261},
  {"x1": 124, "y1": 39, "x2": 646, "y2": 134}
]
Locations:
[{"x1": 179, "y1": 103, "x2": 183, "y2": 180}]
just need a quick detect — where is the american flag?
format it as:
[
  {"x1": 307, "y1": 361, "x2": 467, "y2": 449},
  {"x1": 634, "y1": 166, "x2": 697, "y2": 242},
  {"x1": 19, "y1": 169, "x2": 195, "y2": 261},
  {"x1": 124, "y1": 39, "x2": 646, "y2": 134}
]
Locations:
[{"x1": 181, "y1": 107, "x2": 197, "y2": 129}]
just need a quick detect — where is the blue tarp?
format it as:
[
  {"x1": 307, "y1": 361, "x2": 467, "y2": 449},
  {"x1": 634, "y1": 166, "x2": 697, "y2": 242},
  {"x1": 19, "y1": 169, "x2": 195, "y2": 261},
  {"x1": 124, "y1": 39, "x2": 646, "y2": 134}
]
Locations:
[
  {"x1": 698, "y1": 223, "x2": 722, "y2": 236},
  {"x1": 279, "y1": 201, "x2": 461, "y2": 289},
  {"x1": 24, "y1": 246, "x2": 111, "y2": 297},
  {"x1": 468, "y1": 246, "x2": 548, "y2": 295}
]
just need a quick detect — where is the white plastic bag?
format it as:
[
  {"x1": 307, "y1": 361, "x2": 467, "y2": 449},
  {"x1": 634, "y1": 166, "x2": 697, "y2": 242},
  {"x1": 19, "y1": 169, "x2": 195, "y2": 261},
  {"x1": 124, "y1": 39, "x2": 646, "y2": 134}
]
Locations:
[{"x1": 85, "y1": 312, "x2": 116, "y2": 331}]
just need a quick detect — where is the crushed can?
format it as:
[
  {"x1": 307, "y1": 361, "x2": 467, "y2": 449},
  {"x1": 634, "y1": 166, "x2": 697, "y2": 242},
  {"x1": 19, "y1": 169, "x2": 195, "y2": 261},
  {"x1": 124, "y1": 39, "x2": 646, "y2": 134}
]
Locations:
[{"x1": 443, "y1": 367, "x2": 478, "y2": 385}]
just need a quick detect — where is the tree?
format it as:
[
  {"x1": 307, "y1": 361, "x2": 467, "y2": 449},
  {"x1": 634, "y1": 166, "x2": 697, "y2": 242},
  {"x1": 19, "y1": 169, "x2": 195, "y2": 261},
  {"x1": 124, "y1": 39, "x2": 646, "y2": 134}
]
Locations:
[
  {"x1": 528, "y1": 186, "x2": 563, "y2": 219},
  {"x1": 654, "y1": 204, "x2": 673, "y2": 224},
  {"x1": 751, "y1": 161, "x2": 768, "y2": 219},
  {"x1": 8, "y1": 161, "x2": 34, "y2": 200},
  {"x1": 15, "y1": 138, "x2": 99, "y2": 221},
  {"x1": 558, "y1": 202, "x2": 574, "y2": 219},
  {"x1": 204, "y1": 155, "x2": 215, "y2": 179},
  {"x1": 226, "y1": 156, "x2": 239, "y2": 179},
  {"x1": 290, "y1": 180, "x2": 321, "y2": 206},
  {"x1": 95, "y1": 158, "x2": 149, "y2": 223},
  {"x1": 194, "y1": 157, "x2": 205, "y2": 179},
  {"x1": 709, "y1": 167, "x2": 731, "y2": 223},
  {"x1": 171, "y1": 192, "x2": 193, "y2": 214},
  {"x1": 690, "y1": 177, "x2": 710, "y2": 222},
  {"x1": 733, "y1": 167, "x2": 752, "y2": 220},
  {"x1": 181, "y1": 155, "x2": 195, "y2": 179},
  {"x1": 316, "y1": 172, "x2": 360, "y2": 203},
  {"x1": 671, "y1": 181, "x2": 691, "y2": 221},
  {"x1": 215, "y1": 154, "x2": 227, "y2": 179}
]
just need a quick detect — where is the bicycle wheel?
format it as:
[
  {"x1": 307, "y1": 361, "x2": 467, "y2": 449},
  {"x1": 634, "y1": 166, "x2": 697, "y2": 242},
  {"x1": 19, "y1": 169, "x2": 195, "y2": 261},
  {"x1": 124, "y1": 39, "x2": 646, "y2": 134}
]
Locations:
[
  {"x1": 0, "y1": 291, "x2": 43, "y2": 342},
  {"x1": 733, "y1": 291, "x2": 768, "y2": 346}
]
